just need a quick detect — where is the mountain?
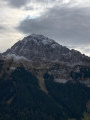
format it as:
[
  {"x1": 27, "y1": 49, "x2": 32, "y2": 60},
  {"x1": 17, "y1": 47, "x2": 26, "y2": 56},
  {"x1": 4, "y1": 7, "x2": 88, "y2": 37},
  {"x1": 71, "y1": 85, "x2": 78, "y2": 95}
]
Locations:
[
  {"x1": 0, "y1": 34, "x2": 90, "y2": 120},
  {"x1": 3, "y1": 34, "x2": 90, "y2": 64}
]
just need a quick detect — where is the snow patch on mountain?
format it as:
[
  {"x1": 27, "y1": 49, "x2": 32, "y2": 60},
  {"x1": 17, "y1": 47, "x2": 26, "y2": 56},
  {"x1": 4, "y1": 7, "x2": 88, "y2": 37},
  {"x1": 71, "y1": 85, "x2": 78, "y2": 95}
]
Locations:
[
  {"x1": 41, "y1": 39, "x2": 54, "y2": 45},
  {"x1": 55, "y1": 78, "x2": 68, "y2": 84},
  {"x1": 51, "y1": 43, "x2": 60, "y2": 48}
]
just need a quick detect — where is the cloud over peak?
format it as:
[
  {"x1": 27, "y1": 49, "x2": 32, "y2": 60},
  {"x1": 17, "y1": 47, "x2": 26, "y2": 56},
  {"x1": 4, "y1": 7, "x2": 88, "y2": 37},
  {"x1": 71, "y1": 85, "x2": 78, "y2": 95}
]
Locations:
[
  {"x1": 6, "y1": 0, "x2": 30, "y2": 8},
  {"x1": 17, "y1": 6, "x2": 90, "y2": 47},
  {"x1": 5, "y1": 0, "x2": 60, "y2": 8}
]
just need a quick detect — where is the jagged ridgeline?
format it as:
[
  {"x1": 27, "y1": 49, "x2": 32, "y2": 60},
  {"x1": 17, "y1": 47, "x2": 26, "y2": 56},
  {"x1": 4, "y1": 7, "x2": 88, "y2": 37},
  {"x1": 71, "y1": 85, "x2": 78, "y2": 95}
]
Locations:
[
  {"x1": 0, "y1": 34, "x2": 90, "y2": 120},
  {"x1": 3, "y1": 34, "x2": 90, "y2": 63}
]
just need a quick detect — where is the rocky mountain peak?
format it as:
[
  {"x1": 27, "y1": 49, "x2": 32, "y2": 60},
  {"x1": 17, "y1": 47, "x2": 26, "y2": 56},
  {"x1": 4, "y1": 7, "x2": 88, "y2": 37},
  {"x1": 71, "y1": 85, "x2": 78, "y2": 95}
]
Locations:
[
  {"x1": 23, "y1": 33, "x2": 57, "y2": 46},
  {"x1": 3, "y1": 34, "x2": 90, "y2": 64}
]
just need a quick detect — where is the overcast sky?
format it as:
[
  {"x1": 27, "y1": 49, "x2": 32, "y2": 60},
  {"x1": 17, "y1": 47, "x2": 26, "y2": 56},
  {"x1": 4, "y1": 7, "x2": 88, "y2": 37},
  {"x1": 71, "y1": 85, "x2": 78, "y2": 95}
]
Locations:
[{"x1": 0, "y1": 0, "x2": 90, "y2": 56}]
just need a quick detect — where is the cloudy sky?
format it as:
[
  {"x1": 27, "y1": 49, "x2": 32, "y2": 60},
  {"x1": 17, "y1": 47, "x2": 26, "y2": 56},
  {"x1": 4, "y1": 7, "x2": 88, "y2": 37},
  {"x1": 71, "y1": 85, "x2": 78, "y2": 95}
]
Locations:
[{"x1": 0, "y1": 0, "x2": 90, "y2": 56}]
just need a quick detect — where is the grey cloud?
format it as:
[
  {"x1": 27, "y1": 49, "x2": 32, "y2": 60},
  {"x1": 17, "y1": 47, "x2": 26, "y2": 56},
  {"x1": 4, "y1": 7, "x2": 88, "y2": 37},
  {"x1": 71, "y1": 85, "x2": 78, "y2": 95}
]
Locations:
[
  {"x1": 0, "y1": 25, "x2": 7, "y2": 34},
  {"x1": 17, "y1": 6, "x2": 90, "y2": 46},
  {"x1": 6, "y1": 0, "x2": 30, "y2": 8},
  {"x1": 84, "y1": 49, "x2": 90, "y2": 53},
  {"x1": 6, "y1": 0, "x2": 59, "y2": 8},
  {"x1": 24, "y1": 6, "x2": 34, "y2": 10},
  {"x1": 0, "y1": 25, "x2": 5, "y2": 31}
]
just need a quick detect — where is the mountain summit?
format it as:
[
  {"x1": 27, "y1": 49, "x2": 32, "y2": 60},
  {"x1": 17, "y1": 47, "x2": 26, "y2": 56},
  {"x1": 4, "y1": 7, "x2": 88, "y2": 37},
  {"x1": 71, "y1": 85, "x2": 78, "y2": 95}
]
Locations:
[{"x1": 4, "y1": 34, "x2": 89, "y2": 64}]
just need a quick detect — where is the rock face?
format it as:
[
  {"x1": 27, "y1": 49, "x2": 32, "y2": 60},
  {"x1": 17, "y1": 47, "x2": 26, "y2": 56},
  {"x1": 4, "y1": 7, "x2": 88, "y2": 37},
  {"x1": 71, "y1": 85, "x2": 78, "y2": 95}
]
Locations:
[
  {"x1": 3, "y1": 34, "x2": 89, "y2": 64},
  {"x1": 2, "y1": 34, "x2": 90, "y2": 86}
]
